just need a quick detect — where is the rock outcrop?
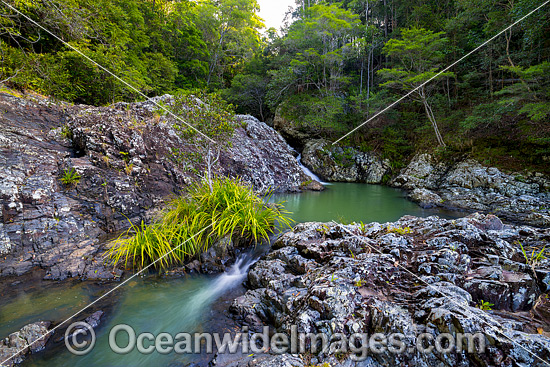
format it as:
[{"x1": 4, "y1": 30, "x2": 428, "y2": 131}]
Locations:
[
  {"x1": 391, "y1": 154, "x2": 550, "y2": 227},
  {"x1": 301, "y1": 139, "x2": 391, "y2": 183},
  {"x1": 0, "y1": 321, "x2": 51, "y2": 367},
  {"x1": 272, "y1": 109, "x2": 316, "y2": 149},
  {"x1": 0, "y1": 92, "x2": 315, "y2": 280},
  {"x1": 227, "y1": 214, "x2": 550, "y2": 366}
]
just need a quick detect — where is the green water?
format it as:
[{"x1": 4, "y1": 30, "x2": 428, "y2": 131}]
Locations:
[
  {"x1": 2, "y1": 183, "x2": 464, "y2": 367},
  {"x1": 22, "y1": 256, "x2": 254, "y2": 367},
  {"x1": 272, "y1": 183, "x2": 463, "y2": 224}
]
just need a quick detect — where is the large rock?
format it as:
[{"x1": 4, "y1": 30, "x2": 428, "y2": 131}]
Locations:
[
  {"x1": 301, "y1": 139, "x2": 391, "y2": 183},
  {"x1": 391, "y1": 154, "x2": 550, "y2": 227},
  {"x1": 0, "y1": 92, "x2": 312, "y2": 279},
  {"x1": 226, "y1": 214, "x2": 550, "y2": 366},
  {"x1": 0, "y1": 321, "x2": 51, "y2": 367}
]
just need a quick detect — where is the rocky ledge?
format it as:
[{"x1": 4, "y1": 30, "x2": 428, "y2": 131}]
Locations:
[
  {"x1": 301, "y1": 139, "x2": 391, "y2": 184},
  {"x1": 225, "y1": 214, "x2": 550, "y2": 366},
  {"x1": 0, "y1": 92, "x2": 316, "y2": 280},
  {"x1": 391, "y1": 154, "x2": 550, "y2": 227}
]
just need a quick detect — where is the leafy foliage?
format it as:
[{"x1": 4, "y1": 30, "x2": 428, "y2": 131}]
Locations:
[
  {"x1": 228, "y1": 0, "x2": 550, "y2": 171},
  {"x1": 107, "y1": 177, "x2": 292, "y2": 270},
  {"x1": 0, "y1": 0, "x2": 263, "y2": 105},
  {"x1": 167, "y1": 90, "x2": 236, "y2": 189},
  {"x1": 60, "y1": 167, "x2": 81, "y2": 186},
  {"x1": 2, "y1": 0, "x2": 549, "y2": 171},
  {"x1": 477, "y1": 300, "x2": 494, "y2": 311}
]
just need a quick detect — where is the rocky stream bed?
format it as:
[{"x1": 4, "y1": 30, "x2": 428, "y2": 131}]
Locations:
[{"x1": 224, "y1": 213, "x2": 550, "y2": 366}]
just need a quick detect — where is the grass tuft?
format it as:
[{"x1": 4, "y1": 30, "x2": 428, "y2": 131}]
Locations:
[
  {"x1": 106, "y1": 177, "x2": 292, "y2": 271},
  {"x1": 60, "y1": 167, "x2": 80, "y2": 186}
]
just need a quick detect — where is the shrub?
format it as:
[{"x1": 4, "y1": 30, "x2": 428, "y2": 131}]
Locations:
[{"x1": 107, "y1": 177, "x2": 292, "y2": 270}]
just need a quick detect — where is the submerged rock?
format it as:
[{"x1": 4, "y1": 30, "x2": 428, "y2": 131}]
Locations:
[
  {"x1": 0, "y1": 321, "x2": 51, "y2": 366},
  {"x1": 225, "y1": 214, "x2": 550, "y2": 366}
]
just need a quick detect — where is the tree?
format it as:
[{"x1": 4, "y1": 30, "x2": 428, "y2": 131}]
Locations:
[
  {"x1": 498, "y1": 62, "x2": 550, "y2": 122},
  {"x1": 378, "y1": 27, "x2": 454, "y2": 146},
  {"x1": 171, "y1": 91, "x2": 235, "y2": 192},
  {"x1": 223, "y1": 73, "x2": 268, "y2": 120},
  {"x1": 195, "y1": 0, "x2": 264, "y2": 89}
]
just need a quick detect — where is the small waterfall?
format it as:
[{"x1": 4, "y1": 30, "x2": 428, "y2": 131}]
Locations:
[
  {"x1": 297, "y1": 154, "x2": 326, "y2": 184},
  {"x1": 205, "y1": 255, "x2": 255, "y2": 296},
  {"x1": 184, "y1": 255, "x2": 256, "y2": 316}
]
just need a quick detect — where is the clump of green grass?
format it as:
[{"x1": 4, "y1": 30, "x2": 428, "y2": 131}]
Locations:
[
  {"x1": 60, "y1": 124, "x2": 73, "y2": 140},
  {"x1": 60, "y1": 167, "x2": 80, "y2": 186},
  {"x1": 518, "y1": 241, "x2": 546, "y2": 266},
  {"x1": 106, "y1": 177, "x2": 292, "y2": 270}
]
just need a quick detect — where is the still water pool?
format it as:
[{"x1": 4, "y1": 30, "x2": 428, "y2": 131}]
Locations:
[{"x1": 272, "y1": 182, "x2": 463, "y2": 224}]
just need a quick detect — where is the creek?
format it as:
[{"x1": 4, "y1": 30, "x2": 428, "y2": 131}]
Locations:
[{"x1": 6, "y1": 183, "x2": 463, "y2": 366}]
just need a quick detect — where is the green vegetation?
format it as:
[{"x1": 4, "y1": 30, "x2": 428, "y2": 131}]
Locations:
[
  {"x1": 167, "y1": 91, "x2": 236, "y2": 190},
  {"x1": 0, "y1": 0, "x2": 263, "y2": 104},
  {"x1": 60, "y1": 167, "x2": 81, "y2": 186},
  {"x1": 106, "y1": 177, "x2": 292, "y2": 270},
  {"x1": 60, "y1": 125, "x2": 73, "y2": 140},
  {"x1": 477, "y1": 300, "x2": 494, "y2": 311},
  {"x1": 356, "y1": 221, "x2": 368, "y2": 235},
  {"x1": 378, "y1": 27, "x2": 454, "y2": 147},
  {"x1": 387, "y1": 225, "x2": 413, "y2": 235},
  {"x1": 518, "y1": 241, "x2": 547, "y2": 266},
  {"x1": 223, "y1": 0, "x2": 550, "y2": 172},
  {"x1": 2, "y1": 0, "x2": 549, "y2": 172}
]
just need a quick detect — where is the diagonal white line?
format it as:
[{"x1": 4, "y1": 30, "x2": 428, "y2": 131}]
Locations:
[
  {"x1": 331, "y1": 221, "x2": 550, "y2": 366},
  {"x1": 0, "y1": 0, "x2": 216, "y2": 145},
  {"x1": 333, "y1": 0, "x2": 550, "y2": 145},
  {"x1": 0, "y1": 224, "x2": 214, "y2": 366}
]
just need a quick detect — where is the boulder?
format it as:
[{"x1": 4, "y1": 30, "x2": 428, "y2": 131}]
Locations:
[
  {"x1": 0, "y1": 92, "x2": 312, "y2": 279},
  {"x1": 0, "y1": 321, "x2": 51, "y2": 366},
  {"x1": 391, "y1": 153, "x2": 550, "y2": 227}
]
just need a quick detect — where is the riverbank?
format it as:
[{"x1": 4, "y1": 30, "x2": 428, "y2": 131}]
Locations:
[
  {"x1": 0, "y1": 91, "x2": 317, "y2": 281},
  {"x1": 294, "y1": 138, "x2": 550, "y2": 227},
  {"x1": 224, "y1": 213, "x2": 550, "y2": 366},
  {"x1": 1, "y1": 90, "x2": 549, "y2": 367}
]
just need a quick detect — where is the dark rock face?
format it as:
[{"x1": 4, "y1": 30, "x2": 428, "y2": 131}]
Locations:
[
  {"x1": 0, "y1": 93, "x2": 313, "y2": 280},
  {"x1": 301, "y1": 139, "x2": 391, "y2": 183},
  {"x1": 272, "y1": 109, "x2": 315, "y2": 149},
  {"x1": 227, "y1": 214, "x2": 550, "y2": 366},
  {"x1": 391, "y1": 154, "x2": 550, "y2": 227},
  {"x1": 0, "y1": 321, "x2": 51, "y2": 366}
]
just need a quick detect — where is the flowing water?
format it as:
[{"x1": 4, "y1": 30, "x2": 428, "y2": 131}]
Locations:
[
  {"x1": 22, "y1": 255, "x2": 256, "y2": 367},
  {"x1": 3, "y1": 181, "x2": 465, "y2": 367},
  {"x1": 296, "y1": 154, "x2": 326, "y2": 184}
]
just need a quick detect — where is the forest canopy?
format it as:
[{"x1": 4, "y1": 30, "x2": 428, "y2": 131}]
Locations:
[{"x1": 1, "y1": 0, "x2": 549, "y2": 170}]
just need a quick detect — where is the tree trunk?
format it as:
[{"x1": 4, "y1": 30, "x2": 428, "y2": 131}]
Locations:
[
  {"x1": 360, "y1": 58, "x2": 364, "y2": 95},
  {"x1": 205, "y1": 146, "x2": 221, "y2": 193},
  {"x1": 420, "y1": 92, "x2": 446, "y2": 147}
]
